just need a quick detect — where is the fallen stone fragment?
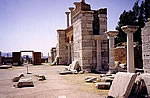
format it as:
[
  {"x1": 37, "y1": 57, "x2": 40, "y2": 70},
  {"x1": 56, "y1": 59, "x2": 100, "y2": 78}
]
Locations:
[
  {"x1": 38, "y1": 75, "x2": 46, "y2": 81},
  {"x1": 137, "y1": 73, "x2": 150, "y2": 97},
  {"x1": 100, "y1": 77, "x2": 113, "y2": 83},
  {"x1": 0, "y1": 65, "x2": 12, "y2": 69},
  {"x1": 12, "y1": 77, "x2": 20, "y2": 82},
  {"x1": 19, "y1": 73, "x2": 24, "y2": 78},
  {"x1": 68, "y1": 60, "x2": 81, "y2": 72},
  {"x1": 78, "y1": 71, "x2": 84, "y2": 74},
  {"x1": 12, "y1": 73, "x2": 24, "y2": 82},
  {"x1": 95, "y1": 82, "x2": 111, "y2": 89},
  {"x1": 59, "y1": 70, "x2": 72, "y2": 75},
  {"x1": 17, "y1": 78, "x2": 34, "y2": 88},
  {"x1": 108, "y1": 72, "x2": 137, "y2": 98},
  {"x1": 85, "y1": 76, "x2": 97, "y2": 83}
]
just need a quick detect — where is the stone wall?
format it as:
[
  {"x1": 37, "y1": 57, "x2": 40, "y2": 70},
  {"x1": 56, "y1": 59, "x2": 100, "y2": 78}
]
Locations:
[
  {"x1": 73, "y1": 11, "x2": 94, "y2": 71},
  {"x1": 98, "y1": 9, "x2": 108, "y2": 70},
  {"x1": 114, "y1": 46, "x2": 143, "y2": 68},
  {"x1": 55, "y1": 1, "x2": 108, "y2": 72},
  {"x1": 142, "y1": 19, "x2": 150, "y2": 73},
  {"x1": 57, "y1": 30, "x2": 68, "y2": 65}
]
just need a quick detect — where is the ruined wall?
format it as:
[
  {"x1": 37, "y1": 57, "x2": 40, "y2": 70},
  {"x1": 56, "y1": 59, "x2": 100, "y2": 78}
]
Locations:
[
  {"x1": 98, "y1": 9, "x2": 108, "y2": 68},
  {"x1": 73, "y1": 11, "x2": 94, "y2": 71},
  {"x1": 142, "y1": 19, "x2": 150, "y2": 73},
  {"x1": 114, "y1": 46, "x2": 143, "y2": 68},
  {"x1": 57, "y1": 30, "x2": 68, "y2": 65},
  {"x1": 32, "y1": 52, "x2": 41, "y2": 65}
]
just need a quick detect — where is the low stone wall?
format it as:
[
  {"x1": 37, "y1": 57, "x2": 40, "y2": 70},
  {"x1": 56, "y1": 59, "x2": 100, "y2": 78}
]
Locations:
[{"x1": 114, "y1": 46, "x2": 143, "y2": 68}]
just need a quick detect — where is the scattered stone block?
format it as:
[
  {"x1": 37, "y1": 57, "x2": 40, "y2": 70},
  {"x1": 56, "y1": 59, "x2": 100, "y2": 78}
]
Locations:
[
  {"x1": 68, "y1": 60, "x2": 81, "y2": 71},
  {"x1": 19, "y1": 73, "x2": 24, "y2": 78},
  {"x1": 138, "y1": 73, "x2": 150, "y2": 97},
  {"x1": 95, "y1": 82, "x2": 110, "y2": 89},
  {"x1": 59, "y1": 70, "x2": 72, "y2": 75},
  {"x1": 85, "y1": 76, "x2": 97, "y2": 83},
  {"x1": 100, "y1": 77, "x2": 113, "y2": 83},
  {"x1": 17, "y1": 78, "x2": 34, "y2": 88},
  {"x1": 79, "y1": 71, "x2": 84, "y2": 74},
  {"x1": 12, "y1": 77, "x2": 20, "y2": 82},
  {"x1": 38, "y1": 75, "x2": 46, "y2": 81},
  {"x1": 108, "y1": 72, "x2": 137, "y2": 98},
  {"x1": 0, "y1": 65, "x2": 12, "y2": 69}
]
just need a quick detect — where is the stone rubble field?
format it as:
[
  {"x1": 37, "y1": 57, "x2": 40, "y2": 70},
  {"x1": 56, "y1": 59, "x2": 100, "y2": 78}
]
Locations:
[{"x1": 0, "y1": 64, "x2": 108, "y2": 98}]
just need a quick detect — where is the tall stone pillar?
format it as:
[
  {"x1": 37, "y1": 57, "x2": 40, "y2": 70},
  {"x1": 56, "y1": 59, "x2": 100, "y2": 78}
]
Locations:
[
  {"x1": 67, "y1": 43, "x2": 71, "y2": 65},
  {"x1": 69, "y1": 7, "x2": 74, "y2": 25},
  {"x1": 106, "y1": 31, "x2": 118, "y2": 72},
  {"x1": 96, "y1": 40, "x2": 102, "y2": 71},
  {"x1": 65, "y1": 12, "x2": 70, "y2": 27},
  {"x1": 121, "y1": 25, "x2": 139, "y2": 73}
]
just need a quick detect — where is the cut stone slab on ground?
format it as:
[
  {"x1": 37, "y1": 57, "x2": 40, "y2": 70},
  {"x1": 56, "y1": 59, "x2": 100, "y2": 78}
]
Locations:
[
  {"x1": 95, "y1": 82, "x2": 111, "y2": 89},
  {"x1": 108, "y1": 72, "x2": 137, "y2": 98},
  {"x1": 17, "y1": 78, "x2": 34, "y2": 88},
  {"x1": 0, "y1": 65, "x2": 12, "y2": 69}
]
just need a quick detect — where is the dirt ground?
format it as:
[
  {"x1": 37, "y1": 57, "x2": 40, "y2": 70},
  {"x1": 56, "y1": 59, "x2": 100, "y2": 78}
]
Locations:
[{"x1": 0, "y1": 64, "x2": 108, "y2": 98}]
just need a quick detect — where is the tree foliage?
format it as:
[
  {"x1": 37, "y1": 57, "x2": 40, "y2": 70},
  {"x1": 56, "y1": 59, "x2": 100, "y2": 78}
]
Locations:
[{"x1": 116, "y1": 0, "x2": 150, "y2": 44}]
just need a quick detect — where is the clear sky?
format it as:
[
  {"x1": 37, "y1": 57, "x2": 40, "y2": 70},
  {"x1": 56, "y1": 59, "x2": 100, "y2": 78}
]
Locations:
[{"x1": 0, "y1": 0, "x2": 137, "y2": 56}]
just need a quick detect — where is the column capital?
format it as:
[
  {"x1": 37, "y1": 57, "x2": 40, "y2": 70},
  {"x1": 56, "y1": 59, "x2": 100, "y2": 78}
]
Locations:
[
  {"x1": 65, "y1": 12, "x2": 70, "y2": 15},
  {"x1": 105, "y1": 31, "x2": 118, "y2": 37},
  {"x1": 121, "y1": 25, "x2": 139, "y2": 33},
  {"x1": 69, "y1": 7, "x2": 74, "y2": 11}
]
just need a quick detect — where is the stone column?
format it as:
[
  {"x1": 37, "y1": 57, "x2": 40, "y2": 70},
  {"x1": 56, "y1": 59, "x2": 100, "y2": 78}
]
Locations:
[
  {"x1": 121, "y1": 25, "x2": 139, "y2": 73},
  {"x1": 65, "y1": 12, "x2": 70, "y2": 27},
  {"x1": 93, "y1": 35, "x2": 104, "y2": 71},
  {"x1": 67, "y1": 43, "x2": 71, "y2": 65},
  {"x1": 96, "y1": 40, "x2": 102, "y2": 71},
  {"x1": 69, "y1": 7, "x2": 74, "y2": 25},
  {"x1": 105, "y1": 31, "x2": 118, "y2": 72}
]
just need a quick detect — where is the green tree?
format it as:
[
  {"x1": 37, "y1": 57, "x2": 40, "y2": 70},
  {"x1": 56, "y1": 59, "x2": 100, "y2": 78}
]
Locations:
[
  {"x1": 116, "y1": 0, "x2": 150, "y2": 44},
  {"x1": 115, "y1": 10, "x2": 137, "y2": 43}
]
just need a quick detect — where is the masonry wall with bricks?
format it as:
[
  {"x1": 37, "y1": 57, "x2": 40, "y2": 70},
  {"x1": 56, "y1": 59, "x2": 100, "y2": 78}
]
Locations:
[{"x1": 142, "y1": 19, "x2": 150, "y2": 73}]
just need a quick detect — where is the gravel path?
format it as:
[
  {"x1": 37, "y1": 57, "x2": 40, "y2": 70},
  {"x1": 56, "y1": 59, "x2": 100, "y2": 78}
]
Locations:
[{"x1": 0, "y1": 64, "x2": 108, "y2": 98}]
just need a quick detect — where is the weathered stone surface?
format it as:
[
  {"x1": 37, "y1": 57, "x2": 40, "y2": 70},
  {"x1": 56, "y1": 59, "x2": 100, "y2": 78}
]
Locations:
[
  {"x1": 38, "y1": 75, "x2": 46, "y2": 81},
  {"x1": 17, "y1": 78, "x2": 34, "y2": 88},
  {"x1": 142, "y1": 19, "x2": 150, "y2": 73},
  {"x1": 138, "y1": 73, "x2": 150, "y2": 96},
  {"x1": 108, "y1": 72, "x2": 137, "y2": 98},
  {"x1": 100, "y1": 77, "x2": 113, "y2": 82},
  {"x1": 59, "y1": 70, "x2": 73, "y2": 75},
  {"x1": 95, "y1": 82, "x2": 110, "y2": 89},
  {"x1": 68, "y1": 60, "x2": 81, "y2": 71},
  {"x1": 0, "y1": 65, "x2": 12, "y2": 69},
  {"x1": 85, "y1": 76, "x2": 97, "y2": 83},
  {"x1": 12, "y1": 77, "x2": 20, "y2": 82}
]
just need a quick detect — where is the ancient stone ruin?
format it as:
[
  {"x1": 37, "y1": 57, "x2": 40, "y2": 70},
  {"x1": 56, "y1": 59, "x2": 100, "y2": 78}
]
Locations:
[
  {"x1": 52, "y1": 0, "x2": 108, "y2": 72},
  {"x1": 142, "y1": 19, "x2": 150, "y2": 73}
]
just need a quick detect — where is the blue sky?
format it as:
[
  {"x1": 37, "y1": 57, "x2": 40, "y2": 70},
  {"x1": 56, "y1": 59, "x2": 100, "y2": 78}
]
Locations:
[{"x1": 0, "y1": 0, "x2": 137, "y2": 56}]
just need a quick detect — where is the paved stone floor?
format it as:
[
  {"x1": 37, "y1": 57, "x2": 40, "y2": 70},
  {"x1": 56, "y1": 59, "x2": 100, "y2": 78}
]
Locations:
[{"x1": 0, "y1": 64, "x2": 108, "y2": 98}]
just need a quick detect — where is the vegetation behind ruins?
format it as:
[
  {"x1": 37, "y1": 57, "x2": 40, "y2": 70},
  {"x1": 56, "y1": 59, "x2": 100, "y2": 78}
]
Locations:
[{"x1": 115, "y1": 0, "x2": 150, "y2": 45}]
